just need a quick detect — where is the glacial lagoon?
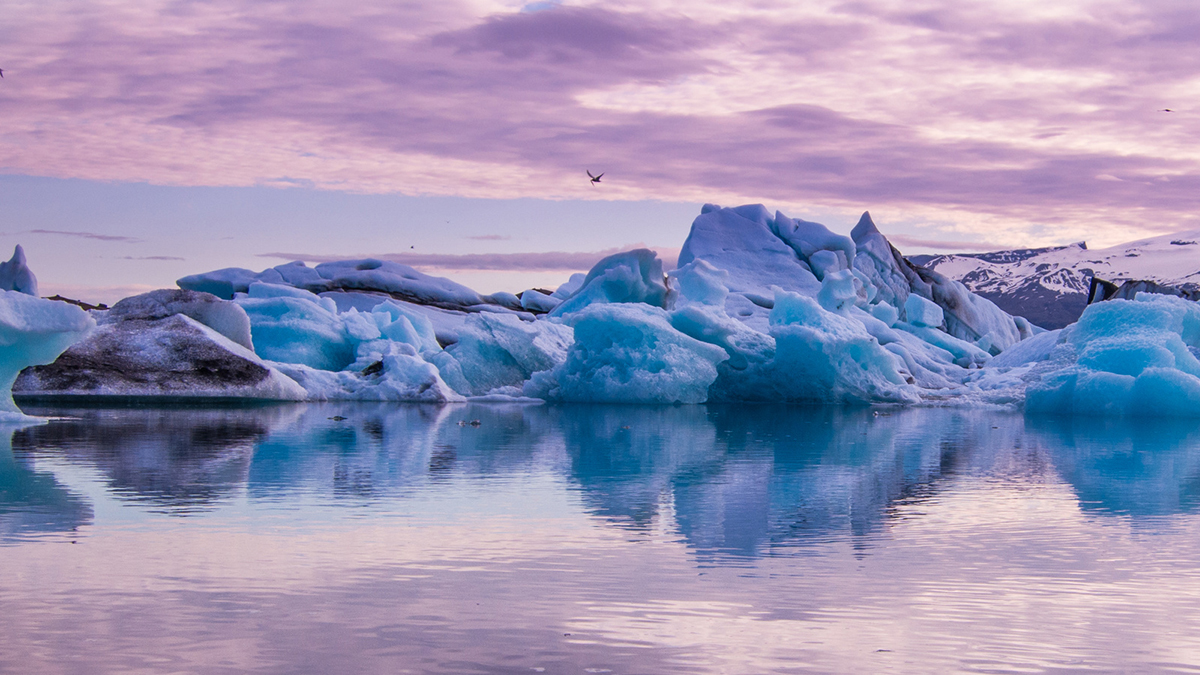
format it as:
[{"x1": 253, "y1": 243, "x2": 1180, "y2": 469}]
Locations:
[{"x1": 4, "y1": 402, "x2": 1200, "y2": 673}]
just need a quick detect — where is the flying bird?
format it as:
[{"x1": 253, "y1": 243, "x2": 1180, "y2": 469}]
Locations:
[
  {"x1": 0, "y1": 68, "x2": 5, "y2": 78},
  {"x1": 1159, "y1": 108, "x2": 1174, "y2": 112},
  {"x1": 587, "y1": 170, "x2": 603, "y2": 185}
]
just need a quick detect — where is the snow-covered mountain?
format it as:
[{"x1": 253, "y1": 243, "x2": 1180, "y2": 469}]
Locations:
[{"x1": 909, "y1": 230, "x2": 1200, "y2": 329}]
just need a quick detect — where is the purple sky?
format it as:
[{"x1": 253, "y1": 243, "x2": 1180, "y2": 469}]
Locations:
[{"x1": 2, "y1": 0, "x2": 1199, "y2": 301}]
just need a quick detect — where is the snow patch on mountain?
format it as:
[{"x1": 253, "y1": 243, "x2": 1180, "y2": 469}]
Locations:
[{"x1": 912, "y1": 230, "x2": 1200, "y2": 329}]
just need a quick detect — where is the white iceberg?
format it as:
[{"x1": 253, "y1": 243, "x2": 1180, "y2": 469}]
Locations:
[
  {"x1": 270, "y1": 346, "x2": 462, "y2": 403},
  {"x1": 106, "y1": 288, "x2": 254, "y2": 349}
]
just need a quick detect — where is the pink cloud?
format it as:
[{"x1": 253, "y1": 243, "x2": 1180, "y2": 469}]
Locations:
[
  {"x1": 2, "y1": 0, "x2": 1200, "y2": 244},
  {"x1": 257, "y1": 246, "x2": 682, "y2": 272},
  {"x1": 886, "y1": 235, "x2": 1011, "y2": 252}
]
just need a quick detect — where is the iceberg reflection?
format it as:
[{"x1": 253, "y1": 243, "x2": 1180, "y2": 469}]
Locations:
[
  {"x1": 8, "y1": 403, "x2": 1200, "y2": 674},
  {"x1": 1028, "y1": 416, "x2": 1200, "y2": 517},
  {"x1": 562, "y1": 406, "x2": 1013, "y2": 559},
  {"x1": 0, "y1": 431, "x2": 91, "y2": 541},
  {"x1": 12, "y1": 406, "x2": 281, "y2": 514},
  {"x1": 11, "y1": 403, "x2": 1200, "y2": 549}
]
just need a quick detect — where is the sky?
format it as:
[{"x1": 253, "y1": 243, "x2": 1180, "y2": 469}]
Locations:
[{"x1": 2, "y1": 0, "x2": 1198, "y2": 303}]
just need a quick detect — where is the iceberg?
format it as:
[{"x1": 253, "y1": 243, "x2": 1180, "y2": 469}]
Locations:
[
  {"x1": 28, "y1": 202, "x2": 1200, "y2": 415},
  {"x1": 233, "y1": 287, "x2": 468, "y2": 401},
  {"x1": 549, "y1": 249, "x2": 669, "y2": 317},
  {"x1": 1026, "y1": 294, "x2": 1200, "y2": 417},
  {"x1": 851, "y1": 212, "x2": 1033, "y2": 352},
  {"x1": 236, "y1": 286, "x2": 357, "y2": 371},
  {"x1": 679, "y1": 204, "x2": 822, "y2": 297},
  {"x1": 15, "y1": 290, "x2": 303, "y2": 401},
  {"x1": 313, "y1": 259, "x2": 485, "y2": 309},
  {"x1": 106, "y1": 288, "x2": 254, "y2": 349},
  {"x1": 434, "y1": 312, "x2": 573, "y2": 397},
  {"x1": 270, "y1": 348, "x2": 462, "y2": 403},
  {"x1": 518, "y1": 288, "x2": 560, "y2": 313},
  {"x1": 766, "y1": 290, "x2": 920, "y2": 404},
  {"x1": 677, "y1": 204, "x2": 821, "y2": 331},
  {"x1": 526, "y1": 303, "x2": 728, "y2": 404},
  {"x1": 0, "y1": 290, "x2": 95, "y2": 419},
  {"x1": 0, "y1": 246, "x2": 38, "y2": 296},
  {"x1": 153, "y1": 204, "x2": 1048, "y2": 407},
  {"x1": 179, "y1": 258, "x2": 506, "y2": 313}
]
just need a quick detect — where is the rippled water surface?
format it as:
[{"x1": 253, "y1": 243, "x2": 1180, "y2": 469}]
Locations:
[{"x1": 4, "y1": 402, "x2": 1200, "y2": 674}]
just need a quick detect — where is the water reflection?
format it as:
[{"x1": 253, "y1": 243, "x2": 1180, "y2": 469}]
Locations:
[
  {"x1": 10, "y1": 404, "x2": 1200, "y2": 673},
  {"x1": 0, "y1": 431, "x2": 91, "y2": 541},
  {"x1": 10, "y1": 403, "x2": 1200, "y2": 550},
  {"x1": 556, "y1": 405, "x2": 971, "y2": 558},
  {"x1": 13, "y1": 407, "x2": 281, "y2": 514},
  {"x1": 1028, "y1": 416, "x2": 1200, "y2": 517}
]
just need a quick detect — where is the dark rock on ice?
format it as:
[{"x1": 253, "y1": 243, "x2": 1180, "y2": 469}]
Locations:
[
  {"x1": 15, "y1": 291, "x2": 303, "y2": 400},
  {"x1": 106, "y1": 289, "x2": 254, "y2": 350}
]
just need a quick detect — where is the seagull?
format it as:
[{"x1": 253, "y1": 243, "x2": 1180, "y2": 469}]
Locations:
[{"x1": 587, "y1": 170, "x2": 603, "y2": 185}]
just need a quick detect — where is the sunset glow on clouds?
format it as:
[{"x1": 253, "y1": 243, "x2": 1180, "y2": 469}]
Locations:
[{"x1": 2, "y1": 0, "x2": 1200, "y2": 298}]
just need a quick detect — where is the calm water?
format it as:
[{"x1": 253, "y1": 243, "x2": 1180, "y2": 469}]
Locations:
[{"x1": 3, "y1": 402, "x2": 1200, "y2": 674}]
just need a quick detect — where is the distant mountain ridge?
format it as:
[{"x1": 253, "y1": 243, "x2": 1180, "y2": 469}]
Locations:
[
  {"x1": 909, "y1": 243, "x2": 1086, "y2": 267},
  {"x1": 908, "y1": 231, "x2": 1200, "y2": 329}
]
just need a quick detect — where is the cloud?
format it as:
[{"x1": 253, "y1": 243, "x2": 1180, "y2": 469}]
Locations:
[
  {"x1": 257, "y1": 246, "x2": 681, "y2": 271},
  {"x1": 887, "y1": 235, "x2": 1011, "y2": 252},
  {"x1": 3, "y1": 0, "x2": 1200, "y2": 246},
  {"x1": 258, "y1": 177, "x2": 317, "y2": 189},
  {"x1": 521, "y1": 1, "x2": 562, "y2": 13},
  {"x1": 23, "y1": 229, "x2": 142, "y2": 243},
  {"x1": 120, "y1": 255, "x2": 187, "y2": 261},
  {"x1": 466, "y1": 234, "x2": 512, "y2": 241}
]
